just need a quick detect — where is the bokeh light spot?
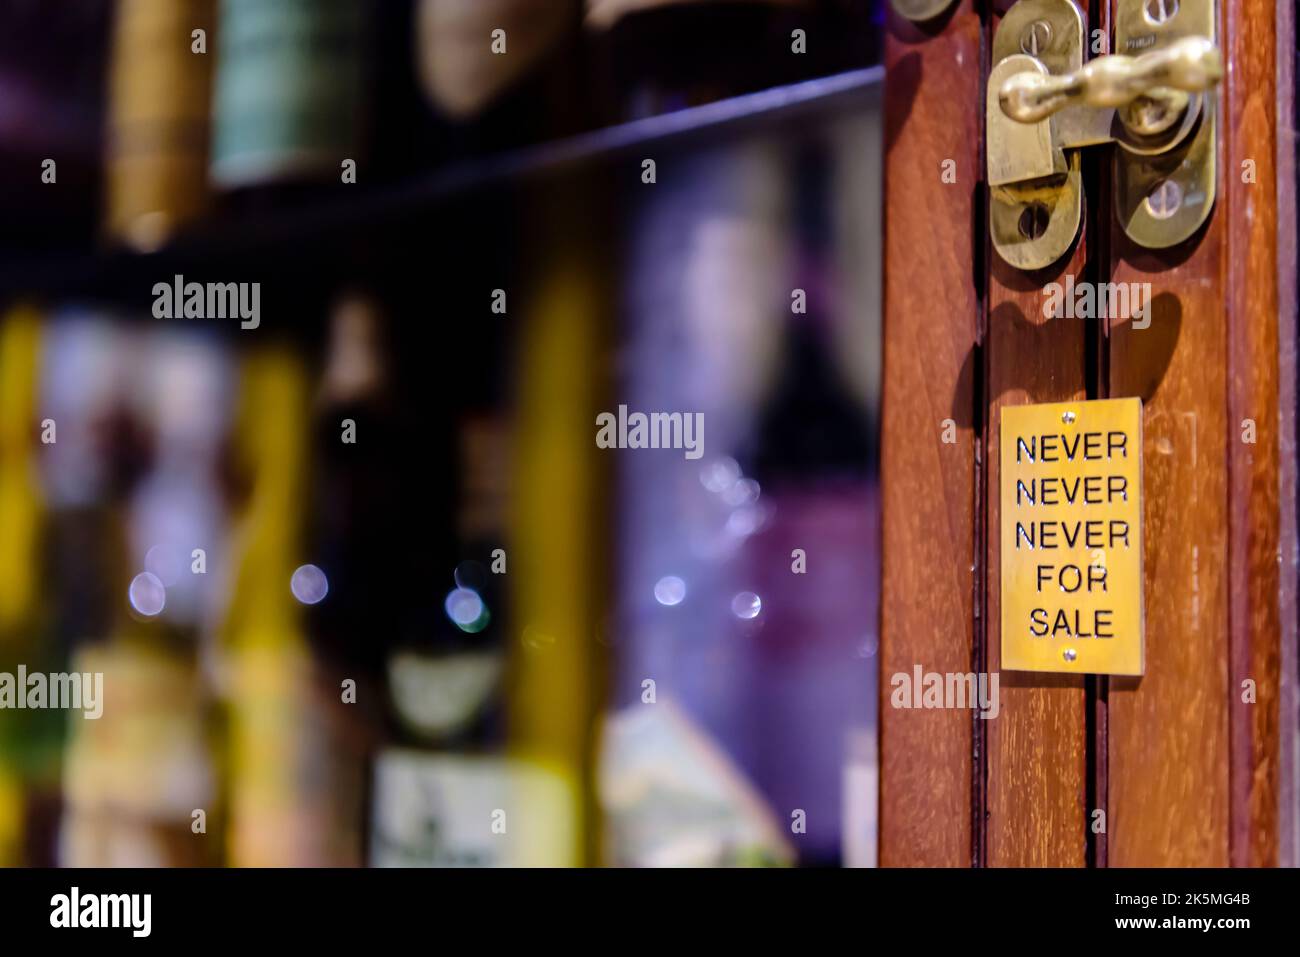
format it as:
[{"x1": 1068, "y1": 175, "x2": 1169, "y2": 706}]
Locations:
[
  {"x1": 291, "y1": 564, "x2": 329, "y2": 605},
  {"x1": 699, "y1": 457, "x2": 741, "y2": 494},
  {"x1": 445, "y1": 587, "x2": 489, "y2": 633},
  {"x1": 654, "y1": 575, "x2": 687, "y2": 606},
  {"x1": 128, "y1": 572, "x2": 166, "y2": 617},
  {"x1": 730, "y1": 591, "x2": 762, "y2": 620}
]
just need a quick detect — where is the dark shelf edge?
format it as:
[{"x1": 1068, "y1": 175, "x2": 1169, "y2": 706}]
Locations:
[{"x1": 1, "y1": 66, "x2": 884, "y2": 297}]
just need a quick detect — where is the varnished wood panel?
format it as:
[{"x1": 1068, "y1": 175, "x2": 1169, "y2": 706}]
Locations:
[
  {"x1": 1107, "y1": 250, "x2": 1231, "y2": 867},
  {"x1": 1105, "y1": 10, "x2": 1230, "y2": 868},
  {"x1": 1104, "y1": 0, "x2": 1286, "y2": 869},
  {"x1": 1223, "y1": 0, "x2": 1283, "y2": 868},
  {"x1": 984, "y1": 191, "x2": 1090, "y2": 865},
  {"x1": 879, "y1": 1, "x2": 983, "y2": 867},
  {"x1": 1274, "y1": 0, "x2": 1298, "y2": 870},
  {"x1": 881, "y1": 0, "x2": 1287, "y2": 867}
]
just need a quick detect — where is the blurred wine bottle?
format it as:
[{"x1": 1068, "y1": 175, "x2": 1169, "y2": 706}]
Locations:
[
  {"x1": 585, "y1": 0, "x2": 874, "y2": 122},
  {"x1": 607, "y1": 137, "x2": 794, "y2": 866},
  {"x1": 369, "y1": 406, "x2": 523, "y2": 866},
  {"x1": 368, "y1": 182, "x2": 611, "y2": 867},
  {"x1": 383, "y1": 410, "x2": 509, "y2": 753},
  {"x1": 104, "y1": 0, "x2": 216, "y2": 252},
  {"x1": 735, "y1": 143, "x2": 878, "y2": 867},
  {"x1": 365, "y1": 307, "x2": 537, "y2": 866},
  {"x1": 307, "y1": 291, "x2": 403, "y2": 679},
  {"x1": 210, "y1": 0, "x2": 370, "y2": 202}
]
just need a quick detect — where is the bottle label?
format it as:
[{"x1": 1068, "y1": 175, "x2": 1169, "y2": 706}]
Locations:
[
  {"x1": 370, "y1": 751, "x2": 576, "y2": 867},
  {"x1": 211, "y1": 0, "x2": 366, "y2": 187},
  {"x1": 416, "y1": 0, "x2": 575, "y2": 118},
  {"x1": 105, "y1": 0, "x2": 215, "y2": 247}
]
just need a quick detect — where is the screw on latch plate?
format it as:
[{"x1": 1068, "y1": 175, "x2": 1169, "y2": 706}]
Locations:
[
  {"x1": 1018, "y1": 203, "x2": 1051, "y2": 240},
  {"x1": 1145, "y1": 179, "x2": 1184, "y2": 219},
  {"x1": 1144, "y1": 0, "x2": 1180, "y2": 25},
  {"x1": 1020, "y1": 20, "x2": 1053, "y2": 56}
]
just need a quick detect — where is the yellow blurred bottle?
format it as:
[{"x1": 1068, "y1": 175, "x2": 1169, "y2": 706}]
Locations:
[
  {"x1": 104, "y1": 0, "x2": 216, "y2": 251},
  {"x1": 219, "y1": 346, "x2": 368, "y2": 866},
  {"x1": 505, "y1": 185, "x2": 612, "y2": 866},
  {"x1": 0, "y1": 305, "x2": 44, "y2": 866}
]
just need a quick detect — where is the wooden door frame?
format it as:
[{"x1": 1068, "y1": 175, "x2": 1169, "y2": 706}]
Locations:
[{"x1": 880, "y1": 0, "x2": 1297, "y2": 866}]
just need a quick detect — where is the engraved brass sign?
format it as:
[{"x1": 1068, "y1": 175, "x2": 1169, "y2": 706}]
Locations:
[{"x1": 1000, "y1": 398, "x2": 1144, "y2": 675}]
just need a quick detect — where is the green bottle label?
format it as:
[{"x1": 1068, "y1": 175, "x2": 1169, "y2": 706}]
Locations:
[{"x1": 211, "y1": 0, "x2": 366, "y2": 187}]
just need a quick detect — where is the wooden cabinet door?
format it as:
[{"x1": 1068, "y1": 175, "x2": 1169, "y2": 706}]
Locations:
[{"x1": 880, "y1": 0, "x2": 1295, "y2": 867}]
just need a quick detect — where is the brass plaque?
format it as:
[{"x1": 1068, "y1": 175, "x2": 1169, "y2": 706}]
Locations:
[{"x1": 1000, "y1": 398, "x2": 1144, "y2": 675}]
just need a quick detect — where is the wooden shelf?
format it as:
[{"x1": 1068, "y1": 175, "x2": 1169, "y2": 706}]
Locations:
[{"x1": 0, "y1": 67, "x2": 883, "y2": 300}]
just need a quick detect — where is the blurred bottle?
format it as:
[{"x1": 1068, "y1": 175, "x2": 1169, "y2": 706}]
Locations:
[
  {"x1": 384, "y1": 411, "x2": 510, "y2": 752},
  {"x1": 405, "y1": 0, "x2": 588, "y2": 165},
  {"x1": 734, "y1": 144, "x2": 877, "y2": 866},
  {"x1": 59, "y1": 643, "x2": 218, "y2": 867},
  {"x1": 369, "y1": 407, "x2": 522, "y2": 866},
  {"x1": 32, "y1": 313, "x2": 222, "y2": 867},
  {"x1": 302, "y1": 289, "x2": 531, "y2": 868},
  {"x1": 502, "y1": 183, "x2": 614, "y2": 866},
  {"x1": 307, "y1": 291, "x2": 404, "y2": 679},
  {"x1": 210, "y1": 0, "x2": 370, "y2": 201},
  {"x1": 0, "y1": 306, "x2": 44, "y2": 644},
  {"x1": 607, "y1": 137, "x2": 793, "y2": 866},
  {"x1": 218, "y1": 342, "x2": 367, "y2": 866},
  {"x1": 30, "y1": 311, "x2": 143, "y2": 867},
  {"x1": 0, "y1": 305, "x2": 49, "y2": 865},
  {"x1": 104, "y1": 0, "x2": 216, "y2": 251},
  {"x1": 293, "y1": 290, "x2": 401, "y2": 867},
  {"x1": 368, "y1": 184, "x2": 609, "y2": 867}
]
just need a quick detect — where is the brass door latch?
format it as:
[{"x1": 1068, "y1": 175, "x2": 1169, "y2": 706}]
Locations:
[{"x1": 988, "y1": 0, "x2": 1221, "y2": 269}]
